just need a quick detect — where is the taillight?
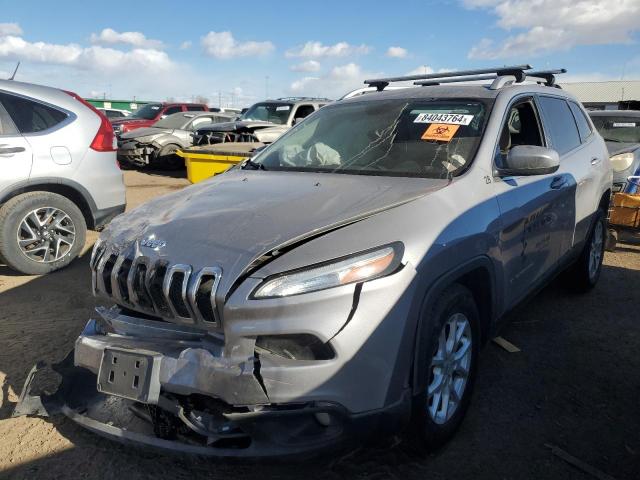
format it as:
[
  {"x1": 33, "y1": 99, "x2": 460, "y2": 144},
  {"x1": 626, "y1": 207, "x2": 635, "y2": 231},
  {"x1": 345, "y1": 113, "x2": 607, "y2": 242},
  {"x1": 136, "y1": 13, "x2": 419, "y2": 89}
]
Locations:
[{"x1": 64, "y1": 90, "x2": 117, "y2": 152}]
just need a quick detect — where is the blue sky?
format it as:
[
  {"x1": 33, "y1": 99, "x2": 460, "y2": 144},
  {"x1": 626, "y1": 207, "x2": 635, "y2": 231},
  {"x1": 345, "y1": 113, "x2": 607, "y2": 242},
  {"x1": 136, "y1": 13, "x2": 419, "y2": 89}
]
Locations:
[{"x1": 1, "y1": 0, "x2": 639, "y2": 106}]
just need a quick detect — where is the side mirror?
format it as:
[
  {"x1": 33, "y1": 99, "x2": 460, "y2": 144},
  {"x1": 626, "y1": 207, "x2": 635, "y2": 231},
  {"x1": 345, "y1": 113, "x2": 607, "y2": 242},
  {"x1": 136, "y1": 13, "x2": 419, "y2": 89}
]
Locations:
[
  {"x1": 499, "y1": 145, "x2": 560, "y2": 176},
  {"x1": 292, "y1": 117, "x2": 305, "y2": 126}
]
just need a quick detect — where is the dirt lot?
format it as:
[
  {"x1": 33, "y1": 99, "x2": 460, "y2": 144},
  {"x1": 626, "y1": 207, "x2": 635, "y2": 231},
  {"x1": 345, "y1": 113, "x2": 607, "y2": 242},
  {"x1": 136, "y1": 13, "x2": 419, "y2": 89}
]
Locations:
[{"x1": 0, "y1": 170, "x2": 639, "y2": 480}]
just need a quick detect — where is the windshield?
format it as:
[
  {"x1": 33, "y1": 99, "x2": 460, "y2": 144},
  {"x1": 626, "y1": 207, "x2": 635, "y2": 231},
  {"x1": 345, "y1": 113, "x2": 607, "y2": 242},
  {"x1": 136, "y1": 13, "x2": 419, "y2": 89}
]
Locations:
[
  {"x1": 255, "y1": 99, "x2": 489, "y2": 178},
  {"x1": 591, "y1": 115, "x2": 640, "y2": 143},
  {"x1": 131, "y1": 103, "x2": 163, "y2": 120},
  {"x1": 153, "y1": 113, "x2": 191, "y2": 129},
  {"x1": 240, "y1": 102, "x2": 293, "y2": 124}
]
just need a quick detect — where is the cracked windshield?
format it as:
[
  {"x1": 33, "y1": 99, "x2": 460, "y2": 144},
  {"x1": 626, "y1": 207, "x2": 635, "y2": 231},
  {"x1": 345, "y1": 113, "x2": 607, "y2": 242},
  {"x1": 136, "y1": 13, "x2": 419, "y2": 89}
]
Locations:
[{"x1": 257, "y1": 99, "x2": 488, "y2": 177}]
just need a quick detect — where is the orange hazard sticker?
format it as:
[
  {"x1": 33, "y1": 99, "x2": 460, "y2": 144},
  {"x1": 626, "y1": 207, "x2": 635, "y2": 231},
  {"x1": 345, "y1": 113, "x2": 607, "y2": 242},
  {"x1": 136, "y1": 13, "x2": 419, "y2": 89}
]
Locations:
[{"x1": 421, "y1": 123, "x2": 460, "y2": 142}]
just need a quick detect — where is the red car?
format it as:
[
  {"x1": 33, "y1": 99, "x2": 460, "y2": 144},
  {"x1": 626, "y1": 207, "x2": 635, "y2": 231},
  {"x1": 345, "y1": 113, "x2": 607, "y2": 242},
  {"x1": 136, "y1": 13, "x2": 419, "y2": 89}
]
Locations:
[{"x1": 111, "y1": 102, "x2": 208, "y2": 135}]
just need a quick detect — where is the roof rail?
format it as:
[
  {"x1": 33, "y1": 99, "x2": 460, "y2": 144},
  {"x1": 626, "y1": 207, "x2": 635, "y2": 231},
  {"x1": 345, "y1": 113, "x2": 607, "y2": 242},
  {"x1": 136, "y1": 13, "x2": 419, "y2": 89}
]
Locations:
[
  {"x1": 526, "y1": 69, "x2": 567, "y2": 87},
  {"x1": 414, "y1": 74, "x2": 498, "y2": 86},
  {"x1": 364, "y1": 65, "x2": 532, "y2": 91}
]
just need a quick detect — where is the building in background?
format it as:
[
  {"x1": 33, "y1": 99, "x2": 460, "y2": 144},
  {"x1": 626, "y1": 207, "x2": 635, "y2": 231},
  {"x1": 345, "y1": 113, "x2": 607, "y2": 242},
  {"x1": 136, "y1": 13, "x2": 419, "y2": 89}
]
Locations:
[
  {"x1": 561, "y1": 80, "x2": 640, "y2": 110},
  {"x1": 84, "y1": 98, "x2": 155, "y2": 113}
]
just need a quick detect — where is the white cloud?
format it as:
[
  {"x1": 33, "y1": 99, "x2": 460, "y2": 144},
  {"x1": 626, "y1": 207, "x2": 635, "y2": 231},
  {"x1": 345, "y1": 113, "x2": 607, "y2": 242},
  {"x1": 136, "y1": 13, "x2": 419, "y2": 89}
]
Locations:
[
  {"x1": 0, "y1": 35, "x2": 173, "y2": 73},
  {"x1": 201, "y1": 31, "x2": 274, "y2": 59},
  {"x1": 464, "y1": 0, "x2": 640, "y2": 59},
  {"x1": 180, "y1": 40, "x2": 192, "y2": 50},
  {"x1": 90, "y1": 28, "x2": 163, "y2": 49},
  {"x1": 406, "y1": 65, "x2": 435, "y2": 76},
  {"x1": 386, "y1": 46, "x2": 408, "y2": 58},
  {"x1": 289, "y1": 62, "x2": 381, "y2": 99},
  {"x1": 290, "y1": 60, "x2": 321, "y2": 72},
  {"x1": 285, "y1": 41, "x2": 371, "y2": 58},
  {"x1": 0, "y1": 23, "x2": 22, "y2": 37}
]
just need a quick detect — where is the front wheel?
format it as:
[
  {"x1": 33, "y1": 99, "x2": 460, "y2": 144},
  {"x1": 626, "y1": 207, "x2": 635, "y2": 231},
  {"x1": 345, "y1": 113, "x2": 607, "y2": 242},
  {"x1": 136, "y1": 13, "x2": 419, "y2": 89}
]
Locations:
[
  {"x1": 152, "y1": 144, "x2": 183, "y2": 170},
  {"x1": 408, "y1": 284, "x2": 480, "y2": 451},
  {"x1": 0, "y1": 192, "x2": 86, "y2": 275}
]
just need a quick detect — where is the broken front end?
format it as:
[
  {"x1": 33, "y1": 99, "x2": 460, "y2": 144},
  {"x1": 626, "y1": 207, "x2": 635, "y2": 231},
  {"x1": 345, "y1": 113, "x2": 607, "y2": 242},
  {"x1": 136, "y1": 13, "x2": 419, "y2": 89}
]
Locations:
[{"x1": 16, "y1": 237, "x2": 417, "y2": 457}]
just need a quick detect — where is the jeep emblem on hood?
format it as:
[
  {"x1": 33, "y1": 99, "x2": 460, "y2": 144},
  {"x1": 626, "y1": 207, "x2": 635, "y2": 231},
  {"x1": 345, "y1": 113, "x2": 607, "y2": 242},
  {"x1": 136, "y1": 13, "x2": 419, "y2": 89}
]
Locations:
[{"x1": 140, "y1": 238, "x2": 166, "y2": 249}]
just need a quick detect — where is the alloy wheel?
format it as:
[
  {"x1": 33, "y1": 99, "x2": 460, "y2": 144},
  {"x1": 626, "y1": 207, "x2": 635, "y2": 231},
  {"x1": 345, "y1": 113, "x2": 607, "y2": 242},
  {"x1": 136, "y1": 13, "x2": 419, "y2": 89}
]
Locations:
[
  {"x1": 427, "y1": 313, "x2": 473, "y2": 425},
  {"x1": 17, "y1": 206, "x2": 76, "y2": 263},
  {"x1": 588, "y1": 220, "x2": 604, "y2": 281}
]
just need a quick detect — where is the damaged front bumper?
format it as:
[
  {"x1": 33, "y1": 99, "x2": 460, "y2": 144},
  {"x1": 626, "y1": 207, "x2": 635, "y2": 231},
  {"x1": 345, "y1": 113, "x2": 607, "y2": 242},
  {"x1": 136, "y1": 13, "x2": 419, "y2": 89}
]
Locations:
[
  {"x1": 117, "y1": 141, "x2": 156, "y2": 167},
  {"x1": 14, "y1": 307, "x2": 410, "y2": 458}
]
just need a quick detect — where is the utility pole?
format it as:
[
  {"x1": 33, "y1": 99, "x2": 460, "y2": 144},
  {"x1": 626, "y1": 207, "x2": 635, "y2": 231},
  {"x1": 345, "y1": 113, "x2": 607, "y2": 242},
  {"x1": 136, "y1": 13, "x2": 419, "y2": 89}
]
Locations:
[{"x1": 218, "y1": 91, "x2": 222, "y2": 108}]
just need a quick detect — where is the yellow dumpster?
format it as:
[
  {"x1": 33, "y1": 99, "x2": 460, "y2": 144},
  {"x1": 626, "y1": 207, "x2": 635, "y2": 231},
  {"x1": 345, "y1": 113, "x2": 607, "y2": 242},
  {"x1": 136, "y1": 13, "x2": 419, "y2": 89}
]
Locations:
[{"x1": 176, "y1": 142, "x2": 265, "y2": 183}]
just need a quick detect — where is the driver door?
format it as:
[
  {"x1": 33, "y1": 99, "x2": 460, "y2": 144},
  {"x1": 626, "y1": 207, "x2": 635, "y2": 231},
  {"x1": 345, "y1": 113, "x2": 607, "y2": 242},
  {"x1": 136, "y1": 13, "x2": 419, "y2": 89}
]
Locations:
[
  {"x1": 0, "y1": 97, "x2": 33, "y2": 193},
  {"x1": 493, "y1": 97, "x2": 573, "y2": 309}
]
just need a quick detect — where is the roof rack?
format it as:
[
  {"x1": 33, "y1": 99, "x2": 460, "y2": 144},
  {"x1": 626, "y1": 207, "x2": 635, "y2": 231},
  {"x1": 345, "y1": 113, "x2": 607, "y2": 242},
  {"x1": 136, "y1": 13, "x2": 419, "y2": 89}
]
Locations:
[
  {"x1": 363, "y1": 65, "x2": 567, "y2": 91},
  {"x1": 364, "y1": 65, "x2": 532, "y2": 91}
]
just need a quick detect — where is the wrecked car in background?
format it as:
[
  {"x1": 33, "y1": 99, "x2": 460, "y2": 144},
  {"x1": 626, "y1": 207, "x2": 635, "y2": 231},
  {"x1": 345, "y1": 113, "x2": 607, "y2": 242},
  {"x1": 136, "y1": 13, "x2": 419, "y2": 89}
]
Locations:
[
  {"x1": 118, "y1": 111, "x2": 236, "y2": 169},
  {"x1": 589, "y1": 110, "x2": 640, "y2": 193},
  {"x1": 15, "y1": 65, "x2": 612, "y2": 458},
  {"x1": 111, "y1": 102, "x2": 209, "y2": 137},
  {"x1": 193, "y1": 97, "x2": 329, "y2": 146}
]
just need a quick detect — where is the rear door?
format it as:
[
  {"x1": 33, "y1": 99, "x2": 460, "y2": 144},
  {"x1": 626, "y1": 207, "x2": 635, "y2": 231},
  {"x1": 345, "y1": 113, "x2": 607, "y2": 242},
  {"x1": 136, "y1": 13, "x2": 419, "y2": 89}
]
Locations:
[
  {"x1": 537, "y1": 95, "x2": 596, "y2": 251},
  {"x1": 0, "y1": 93, "x2": 33, "y2": 192}
]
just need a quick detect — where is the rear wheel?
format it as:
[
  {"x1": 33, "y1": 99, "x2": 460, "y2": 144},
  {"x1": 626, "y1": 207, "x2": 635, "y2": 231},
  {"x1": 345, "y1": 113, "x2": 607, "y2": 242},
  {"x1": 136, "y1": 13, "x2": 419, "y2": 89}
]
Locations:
[
  {"x1": 152, "y1": 144, "x2": 183, "y2": 170},
  {"x1": 408, "y1": 284, "x2": 480, "y2": 451},
  {"x1": 0, "y1": 192, "x2": 86, "y2": 275},
  {"x1": 565, "y1": 209, "x2": 606, "y2": 292}
]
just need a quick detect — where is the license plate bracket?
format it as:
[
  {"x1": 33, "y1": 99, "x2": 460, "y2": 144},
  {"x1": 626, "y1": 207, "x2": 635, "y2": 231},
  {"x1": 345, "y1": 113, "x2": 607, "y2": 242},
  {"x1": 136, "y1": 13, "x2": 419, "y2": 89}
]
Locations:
[{"x1": 97, "y1": 348, "x2": 160, "y2": 403}]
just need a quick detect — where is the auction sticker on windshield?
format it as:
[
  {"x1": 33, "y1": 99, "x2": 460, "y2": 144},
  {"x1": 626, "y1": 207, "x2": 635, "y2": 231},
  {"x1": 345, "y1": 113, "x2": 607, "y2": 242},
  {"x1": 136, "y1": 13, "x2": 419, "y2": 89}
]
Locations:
[
  {"x1": 414, "y1": 113, "x2": 474, "y2": 125},
  {"x1": 422, "y1": 123, "x2": 460, "y2": 142}
]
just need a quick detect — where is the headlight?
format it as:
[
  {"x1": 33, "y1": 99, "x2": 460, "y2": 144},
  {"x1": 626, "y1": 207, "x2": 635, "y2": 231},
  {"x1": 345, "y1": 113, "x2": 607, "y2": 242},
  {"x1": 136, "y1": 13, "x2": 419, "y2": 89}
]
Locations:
[
  {"x1": 610, "y1": 153, "x2": 635, "y2": 172},
  {"x1": 252, "y1": 243, "x2": 403, "y2": 298}
]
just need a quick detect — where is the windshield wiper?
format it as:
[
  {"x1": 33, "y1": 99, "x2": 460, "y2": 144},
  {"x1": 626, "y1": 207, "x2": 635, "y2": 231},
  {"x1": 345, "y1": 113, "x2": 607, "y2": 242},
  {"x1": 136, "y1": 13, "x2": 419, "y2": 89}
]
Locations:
[
  {"x1": 241, "y1": 158, "x2": 267, "y2": 170},
  {"x1": 602, "y1": 137, "x2": 625, "y2": 143}
]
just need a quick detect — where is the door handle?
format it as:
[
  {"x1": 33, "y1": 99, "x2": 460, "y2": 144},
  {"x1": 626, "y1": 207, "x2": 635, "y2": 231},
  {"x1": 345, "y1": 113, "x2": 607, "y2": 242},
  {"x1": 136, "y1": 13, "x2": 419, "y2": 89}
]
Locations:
[
  {"x1": 550, "y1": 175, "x2": 568, "y2": 189},
  {"x1": 0, "y1": 146, "x2": 26, "y2": 155},
  {"x1": 591, "y1": 157, "x2": 602, "y2": 166}
]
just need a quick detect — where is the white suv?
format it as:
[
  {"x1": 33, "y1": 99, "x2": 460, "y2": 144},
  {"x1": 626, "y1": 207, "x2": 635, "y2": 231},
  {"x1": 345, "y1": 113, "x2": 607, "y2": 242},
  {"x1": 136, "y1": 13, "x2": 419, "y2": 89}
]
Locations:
[{"x1": 0, "y1": 80, "x2": 126, "y2": 275}]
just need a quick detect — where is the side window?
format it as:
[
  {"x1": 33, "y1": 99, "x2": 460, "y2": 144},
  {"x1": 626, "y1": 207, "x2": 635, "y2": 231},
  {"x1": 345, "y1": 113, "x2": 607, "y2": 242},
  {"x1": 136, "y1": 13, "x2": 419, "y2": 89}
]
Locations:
[
  {"x1": 186, "y1": 105, "x2": 205, "y2": 111},
  {"x1": 568, "y1": 101, "x2": 593, "y2": 142},
  {"x1": 537, "y1": 96, "x2": 581, "y2": 155},
  {"x1": 190, "y1": 116, "x2": 214, "y2": 129},
  {"x1": 163, "y1": 106, "x2": 182, "y2": 116},
  {"x1": 0, "y1": 92, "x2": 67, "y2": 133},
  {"x1": 293, "y1": 105, "x2": 315, "y2": 121},
  {"x1": 0, "y1": 101, "x2": 19, "y2": 135},
  {"x1": 496, "y1": 99, "x2": 544, "y2": 167}
]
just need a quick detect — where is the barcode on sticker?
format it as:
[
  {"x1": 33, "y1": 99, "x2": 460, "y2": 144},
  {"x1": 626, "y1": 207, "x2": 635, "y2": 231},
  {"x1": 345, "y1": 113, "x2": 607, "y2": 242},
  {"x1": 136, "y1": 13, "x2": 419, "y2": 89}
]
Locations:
[
  {"x1": 613, "y1": 122, "x2": 636, "y2": 127},
  {"x1": 414, "y1": 113, "x2": 474, "y2": 125},
  {"x1": 276, "y1": 106, "x2": 290, "y2": 111}
]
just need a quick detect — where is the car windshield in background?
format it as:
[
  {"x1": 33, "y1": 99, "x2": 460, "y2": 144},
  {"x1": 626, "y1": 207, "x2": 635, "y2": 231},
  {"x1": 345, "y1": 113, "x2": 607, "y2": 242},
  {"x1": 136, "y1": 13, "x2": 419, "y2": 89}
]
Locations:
[
  {"x1": 240, "y1": 102, "x2": 293, "y2": 124},
  {"x1": 153, "y1": 113, "x2": 191, "y2": 129},
  {"x1": 131, "y1": 103, "x2": 162, "y2": 120},
  {"x1": 256, "y1": 99, "x2": 489, "y2": 178},
  {"x1": 591, "y1": 116, "x2": 640, "y2": 144}
]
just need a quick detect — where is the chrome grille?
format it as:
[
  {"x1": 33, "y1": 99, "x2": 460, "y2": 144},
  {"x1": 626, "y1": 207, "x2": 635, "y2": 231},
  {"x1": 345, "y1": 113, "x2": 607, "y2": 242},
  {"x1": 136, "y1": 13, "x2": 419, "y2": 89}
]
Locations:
[{"x1": 91, "y1": 245, "x2": 222, "y2": 328}]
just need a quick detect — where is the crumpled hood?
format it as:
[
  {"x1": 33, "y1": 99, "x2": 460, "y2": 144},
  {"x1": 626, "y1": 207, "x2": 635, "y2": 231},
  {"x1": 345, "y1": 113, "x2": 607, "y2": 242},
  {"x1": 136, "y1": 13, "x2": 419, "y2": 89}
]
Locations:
[
  {"x1": 101, "y1": 169, "x2": 448, "y2": 294},
  {"x1": 196, "y1": 120, "x2": 278, "y2": 133},
  {"x1": 120, "y1": 126, "x2": 174, "y2": 141}
]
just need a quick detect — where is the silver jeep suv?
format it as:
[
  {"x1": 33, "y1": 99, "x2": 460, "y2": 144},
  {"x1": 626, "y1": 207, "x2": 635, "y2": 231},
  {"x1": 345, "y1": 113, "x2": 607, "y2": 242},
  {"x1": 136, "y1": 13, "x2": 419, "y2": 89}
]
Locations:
[
  {"x1": 0, "y1": 80, "x2": 126, "y2": 275},
  {"x1": 19, "y1": 66, "x2": 611, "y2": 457}
]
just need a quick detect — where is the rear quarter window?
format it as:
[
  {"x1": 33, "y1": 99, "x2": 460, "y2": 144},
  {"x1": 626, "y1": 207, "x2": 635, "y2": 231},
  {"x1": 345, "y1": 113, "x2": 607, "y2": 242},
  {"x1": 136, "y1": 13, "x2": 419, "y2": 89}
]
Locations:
[
  {"x1": 568, "y1": 101, "x2": 593, "y2": 142},
  {"x1": 537, "y1": 96, "x2": 581, "y2": 155},
  {"x1": 0, "y1": 91, "x2": 68, "y2": 133}
]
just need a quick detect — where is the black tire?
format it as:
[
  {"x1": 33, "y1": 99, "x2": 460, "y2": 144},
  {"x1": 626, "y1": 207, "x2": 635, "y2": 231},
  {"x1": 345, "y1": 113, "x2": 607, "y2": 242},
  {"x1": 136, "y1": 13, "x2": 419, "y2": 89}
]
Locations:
[
  {"x1": 408, "y1": 284, "x2": 481, "y2": 451},
  {"x1": 0, "y1": 192, "x2": 87, "y2": 275},
  {"x1": 565, "y1": 209, "x2": 606, "y2": 292},
  {"x1": 152, "y1": 144, "x2": 184, "y2": 170}
]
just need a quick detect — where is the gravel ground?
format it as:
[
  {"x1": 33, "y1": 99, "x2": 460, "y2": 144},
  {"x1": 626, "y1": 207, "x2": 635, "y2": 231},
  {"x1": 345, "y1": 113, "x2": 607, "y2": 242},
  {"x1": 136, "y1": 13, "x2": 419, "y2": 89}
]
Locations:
[{"x1": 0, "y1": 170, "x2": 639, "y2": 479}]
